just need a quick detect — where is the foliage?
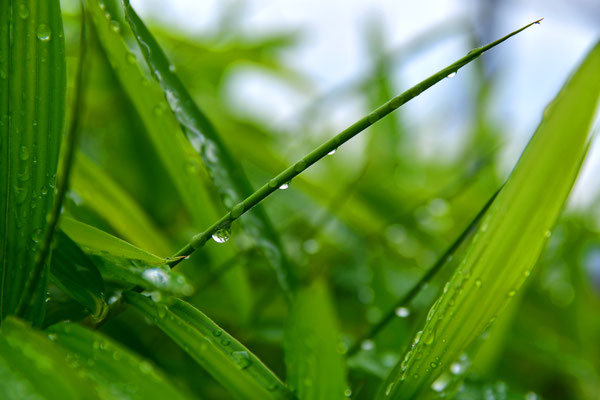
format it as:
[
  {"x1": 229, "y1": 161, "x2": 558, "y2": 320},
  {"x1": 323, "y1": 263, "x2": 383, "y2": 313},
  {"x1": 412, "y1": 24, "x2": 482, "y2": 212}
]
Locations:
[{"x1": 1, "y1": 1, "x2": 599, "y2": 399}]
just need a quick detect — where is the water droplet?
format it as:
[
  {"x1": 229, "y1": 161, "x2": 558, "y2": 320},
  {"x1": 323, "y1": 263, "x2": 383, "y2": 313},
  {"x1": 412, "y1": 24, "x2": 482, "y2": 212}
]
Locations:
[
  {"x1": 268, "y1": 178, "x2": 278, "y2": 188},
  {"x1": 31, "y1": 228, "x2": 43, "y2": 243},
  {"x1": 430, "y1": 362, "x2": 438, "y2": 368},
  {"x1": 507, "y1": 290, "x2": 516, "y2": 298},
  {"x1": 344, "y1": 388, "x2": 352, "y2": 397},
  {"x1": 385, "y1": 382, "x2": 394, "y2": 396},
  {"x1": 328, "y1": 148, "x2": 337, "y2": 155},
  {"x1": 168, "y1": 64, "x2": 176, "y2": 72},
  {"x1": 212, "y1": 227, "x2": 231, "y2": 243},
  {"x1": 431, "y1": 373, "x2": 450, "y2": 392},
  {"x1": 279, "y1": 182, "x2": 289, "y2": 190},
  {"x1": 126, "y1": 52, "x2": 137, "y2": 64},
  {"x1": 18, "y1": 3, "x2": 29, "y2": 19},
  {"x1": 447, "y1": 71, "x2": 457, "y2": 78},
  {"x1": 142, "y1": 268, "x2": 169, "y2": 287},
  {"x1": 231, "y1": 351, "x2": 251, "y2": 370},
  {"x1": 139, "y1": 361, "x2": 153, "y2": 374},
  {"x1": 412, "y1": 373, "x2": 420, "y2": 380},
  {"x1": 231, "y1": 203, "x2": 244, "y2": 218},
  {"x1": 361, "y1": 339, "x2": 374, "y2": 351},
  {"x1": 423, "y1": 328, "x2": 435, "y2": 345},
  {"x1": 157, "y1": 305, "x2": 167, "y2": 318},
  {"x1": 451, "y1": 361, "x2": 464, "y2": 375},
  {"x1": 40, "y1": 185, "x2": 48, "y2": 195},
  {"x1": 19, "y1": 145, "x2": 29, "y2": 160},
  {"x1": 544, "y1": 230, "x2": 552, "y2": 238},
  {"x1": 475, "y1": 279, "x2": 482, "y2": 288},
  {"x1": 212, "y1": 330, "x2": 222, "y2": 337},
  {"x1": 395, "y1": 307, "x2": 410, "y2": 318},
  {"x1": 523, "y1": 270, "x2": 531, "y2": 277},
  {"x1": 110, "y1": 20, "x2": 120, "y2": 33},
  {"x1": 36, "y1": 24, "x2": 51, "y2": 41}
]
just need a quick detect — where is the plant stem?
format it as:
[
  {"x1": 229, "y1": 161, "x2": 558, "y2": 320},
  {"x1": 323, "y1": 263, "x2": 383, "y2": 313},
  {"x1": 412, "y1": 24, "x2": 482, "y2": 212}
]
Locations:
[
  {"x1": 168, "y1": 19, "x2": 541, "y2": 267},
  {"x1": 347, "y1": 188, "x2": 500, "y2": 356}
]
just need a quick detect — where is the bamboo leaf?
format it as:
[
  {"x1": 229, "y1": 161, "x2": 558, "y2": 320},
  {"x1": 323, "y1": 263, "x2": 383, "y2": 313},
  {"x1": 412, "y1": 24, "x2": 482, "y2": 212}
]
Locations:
[
  {"x1": 123, "y1": 291, "x2": 294, "y2": 400},
  {"x1": 0, "y1": 317, "x2": 100, "y2": 400},
  {"x1": 285, "y1": 278, "x2": 347, "y2": 399},
  {"x1": 0, "y1": 0, "x2": 66, "y2": 323},
  {"x1": 123, "y1": 0, "x2": 297, "y2": 296},
  {"x1": 46, "y1": 322, "x2": 193, "y2": 400},
  {"x1": 71, "y1": 153, "x2": 172, "y2": 256},
  {"x1": 60, "y1": 216, "x2": 166, "y2": 264},
  {"x1": 380, "y1": 40, "x2": 600, "y2": 399},
  {"x1": 50, "y1": 231, "x2": 108, "y2": 321}
]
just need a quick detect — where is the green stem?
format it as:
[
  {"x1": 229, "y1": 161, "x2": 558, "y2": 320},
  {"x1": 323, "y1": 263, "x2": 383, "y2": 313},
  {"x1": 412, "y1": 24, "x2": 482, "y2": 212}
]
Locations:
[
  {"x1": 347, "y1": 187, "x2": 500, "y2": 356},
  {"x1": 168, "y1": 19, "x2": 541, "y2": 267}
]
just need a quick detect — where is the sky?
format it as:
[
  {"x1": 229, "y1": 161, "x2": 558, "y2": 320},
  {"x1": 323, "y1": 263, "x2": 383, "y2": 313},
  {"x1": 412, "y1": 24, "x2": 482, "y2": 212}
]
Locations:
[{"x1": 130, "y1": 0, "x2": 600, "y2": 208}]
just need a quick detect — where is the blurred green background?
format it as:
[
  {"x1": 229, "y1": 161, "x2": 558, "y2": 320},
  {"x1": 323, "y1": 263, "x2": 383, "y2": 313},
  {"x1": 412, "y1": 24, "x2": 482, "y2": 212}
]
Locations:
[{"x1": 56, "y1": 0, "x2": 600, "y2": 398}]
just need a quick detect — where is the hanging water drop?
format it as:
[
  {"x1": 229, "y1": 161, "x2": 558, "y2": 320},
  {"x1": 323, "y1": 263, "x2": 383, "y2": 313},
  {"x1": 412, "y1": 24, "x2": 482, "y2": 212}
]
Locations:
[
  {"x1": 279, "y1": 182, "x2": 289, "y2": 190},
  {"x1": 395, "y1": 307, "x2": 410, "y2": 318},
  {"x1": 212, "y1": 227, "x2": 231, "y2": 243},
  {"x1": 31, "y1": 228, "x2": 43, "y2": 243},
  {"x1": 360, "y1": 339, "x2": 374, "y2": 351},
  {"x1": 231, "y1": 351, "x2": 251, "y2": 370},
  {"x1": 328, "y1": 148, "x2": 337, "y2": 155},
  {"x1": 110, "y1": 20, "x2": 120, "y2": 33},
  {"x1": 447, "y1": 71, "x2": 457, "y2": 78},
  {"x1": 36, "y1": 24, "x2": 51, "y2": 41},
  {"x1": 18, "y1": 3, "x2": 29, "y2": 19},
  {"x1": 344, "y1": 388, "x2": 352, "y2": 397}
]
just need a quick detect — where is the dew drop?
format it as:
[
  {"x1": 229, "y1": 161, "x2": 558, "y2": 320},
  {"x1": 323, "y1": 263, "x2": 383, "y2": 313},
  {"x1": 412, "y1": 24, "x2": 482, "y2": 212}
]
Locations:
[
  {"x1": 31, "y1": 228, "x2": 43, "y2": 243},
  {"x1": 36, "y1": 24, "x2": 51, "y2": 41},
  {"x1": 451, "y1": 361, "x2": 464, "y2": 375},
  {"x1": 544, "y1": 230, "x2": 552, "y2": 238},
  {"x1": 385, "y1": 382, "x2": 394, "y2": 396},
  {"x1": 212, "y1": 330, "x2": 222, "y2": 337},
  {"x1": 212, "y1": 227, "x2": 231, "y2": 243},
  {"x1": 157, "y1": 305, "x2": 167, "y2": 318},
  {"x1": 279, "y1": 182, "x2": 289, "y2": 190},
  {"x1": 344, "y1": 387, "x2": 352, "y2": 397},
  {"x1": 142, "y1": 268, "x2": 169, "y2": 287},
  {"x1": 126, "y1": 52, "x2": 137, "y2": 64},
  {"x1": 19, "y1": 145, "x2": 29, "y2": 160},
  {"x1": 430, "y1": 362, "x2": 438, "y2": 368},
  {"x1": 268, "y1": 178, "x2": 278, "y2": 188},
  {"x1": 168, "y1": 64, "x2": 176, "y2": 72},
  {"x1": 507, "y1": 290, "x2": 516, "y2": 298},
  {"x1": 395, "y1": 307, "x2": 410, "y2": 318},
  {"x1": 447, "y1": 71, "x2": 457, "y2": 78},
  {"x1": 328, "y1": 148, "x2": 337, "y2": 155},
  {"x1": 18, "y1": 3, "x2": 29, "y2": 19},
  {"x1": 110, "y1": 20, "x2": 120, "y2": 33},
  {"x1": 231, "y1": 351, "x2": 251, "y2": 370},
  {"x1": 431, "y1": 373, "x2": 450, "y2": 392},
  {"x1": 360, "y1": 339, "x2": 374, "y2": 351},
  {"x1": 475, "y1": 279, "x2": 482, "y2": 288}
]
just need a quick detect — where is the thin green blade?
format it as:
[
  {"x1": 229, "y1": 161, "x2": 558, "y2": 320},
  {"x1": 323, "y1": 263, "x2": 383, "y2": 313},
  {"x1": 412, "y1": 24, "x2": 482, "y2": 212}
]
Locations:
[
  {"x1": 123, "y1": 291, "x2": 294, "y2": 400},
  {"x1": 46, "y1": 322, "x2": 193, "y2": 400},
  {"x1": 0, "y1": 0, "x2": 66, "y2": 323},
  {"x1": 123, "y1": 0, "x2": 297, "y2": 296},
  {"x1": 285, "y1": 278, "x2": 347, "y2": 399},
  {"x1": 380, "y1": 40, "x2": 600, "y2": 399}
]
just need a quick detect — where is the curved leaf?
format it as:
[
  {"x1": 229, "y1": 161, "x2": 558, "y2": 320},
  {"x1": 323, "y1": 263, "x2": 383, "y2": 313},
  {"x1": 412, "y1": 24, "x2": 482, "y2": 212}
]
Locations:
[
  {"x1": 123, "y1": 1, "x2": 297, "y2": 296},
  {"x1": 123, "y1": 291, "x2": 293, "y2": 400},
  {"x1": 0, "y1": 317, "x2": 100, "y2": 400},
  {"x1": 0, "y1": 0, "x2": 66, "y2": 323},
  {"x1": 285, "y1": 278, "x2": 347, "y2": 399},
  {"x1": 380, "y1": 41, "x2": 600, "y2": 399},
  {"x1": 50, "y1": 231, "x2": 108, "y2": 320},
  {"x1": 46, "y1": 322, "x2": 193, "y2": 400}
]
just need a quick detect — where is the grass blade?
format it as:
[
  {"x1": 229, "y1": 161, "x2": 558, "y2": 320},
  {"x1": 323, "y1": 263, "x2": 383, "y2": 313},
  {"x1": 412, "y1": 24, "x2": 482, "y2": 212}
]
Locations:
[
  {"x1": 380, "y1": 40, "x2": 600, "y2": 399},
  {"x1": 71, "y1": 153, "x2": 172, "y2": 255},
  {"x1": 123, "y1": 1, "x2": 297, "y2": 296},
  {"x1": 285, "y1": 278, "x2": 347, "y2": 399},
  {"x1": 0, "y1": 0, "x2": 66, "y2": 323},
  {"x1": 46, "y1": 322, "x2": 192, "y2": 400},
  {"x1": 0, "y1": 317, "x2": 100, "y2": 399},
  {"x1": 123, "y1": 291, "x2": 294, "y2": 400},
  {"x1": 60, "y1": 216, "x2": 166, "y2": 264},
  {"x1": 50, "y1": 231, "x2": 108, "y2": 321},
  {"x1": 167, "y1": 20, "x2": 542, "y2": 265}
]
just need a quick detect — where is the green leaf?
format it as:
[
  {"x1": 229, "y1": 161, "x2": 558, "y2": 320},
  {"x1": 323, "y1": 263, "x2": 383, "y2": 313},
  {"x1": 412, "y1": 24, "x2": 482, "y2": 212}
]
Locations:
[
  {"x1": 71, "y1": 153, "x2": 172, "y2": 256},
  {"x1": 0, "y1": 317, "x2": 100, "y2": 400},
  {"x1": 46, "y1": 322, "x2": 193, "y2": 400},
  {"x1": 0, "y1": 0, "x2": 66, "y2": 322},
  {"x1": 285, "y1": 278, "x2": 348, "y2": 399},
  {"x1": 380, "y1": 41, "x2": 600, "y2": 399},
  {"x1": 50, "y1": 231, "x2": 108, "y2": 321},
  {"x1": 60, "y1": 216, "x2": 166, "y2": 264},
  {"x1": 123, "y1": 291, "x2": 294, "y2": 400},
  {"x1": 122, "y1": 1, "x2": 297, "y2": 297}
]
